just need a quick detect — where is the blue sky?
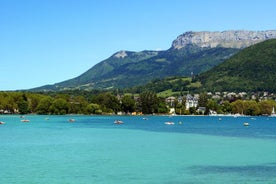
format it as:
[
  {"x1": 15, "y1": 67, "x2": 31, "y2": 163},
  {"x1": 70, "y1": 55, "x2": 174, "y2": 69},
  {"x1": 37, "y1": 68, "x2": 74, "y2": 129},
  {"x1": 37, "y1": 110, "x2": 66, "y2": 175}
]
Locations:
[{"x1": 0, "y1": 0, "x2": 275, "y2": 90}]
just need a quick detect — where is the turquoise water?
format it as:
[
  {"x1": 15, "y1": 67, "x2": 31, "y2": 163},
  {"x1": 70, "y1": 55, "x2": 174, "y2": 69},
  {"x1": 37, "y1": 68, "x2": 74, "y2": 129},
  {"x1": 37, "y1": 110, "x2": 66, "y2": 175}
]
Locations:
[{"x1": 1, "y1": 115, "x2": 276, "y2": 183}]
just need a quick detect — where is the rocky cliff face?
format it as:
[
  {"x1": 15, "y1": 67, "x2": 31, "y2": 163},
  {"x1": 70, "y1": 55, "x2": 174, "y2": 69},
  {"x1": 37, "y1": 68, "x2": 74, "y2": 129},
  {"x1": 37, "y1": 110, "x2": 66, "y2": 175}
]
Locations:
[{"x1": 172, "y1": 30, "x2": 276, "y2": 49}]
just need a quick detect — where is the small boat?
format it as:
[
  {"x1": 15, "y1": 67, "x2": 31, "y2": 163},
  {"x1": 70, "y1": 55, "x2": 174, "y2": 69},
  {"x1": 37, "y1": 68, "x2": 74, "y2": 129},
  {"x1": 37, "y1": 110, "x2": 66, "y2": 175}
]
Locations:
[
  {"x1": 68, "y1": 119, "x2": 76, "y2": 122},
  {"x1": 21, "y1": 119, "x2": 30, "y2": 123},
  {"x1": 114, "y1": 120, "x2": 124, "y2": 124},
  {"x1": 270, "y1": 106, "x2": 276, "y2": 117},
  {"x1": 0, "y1": 121, "x2": 5, "y2": 125},
  {"x1": 165, "y1": 121, "x2": 175, "y2": 125},
  {"x1": 244, "y1": 122, "x2": 250, "y2": 126}
]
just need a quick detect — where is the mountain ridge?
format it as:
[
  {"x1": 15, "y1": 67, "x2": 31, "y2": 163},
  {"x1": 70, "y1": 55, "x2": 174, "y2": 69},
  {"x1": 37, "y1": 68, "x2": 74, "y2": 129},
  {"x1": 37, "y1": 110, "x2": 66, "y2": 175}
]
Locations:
[
  {"x1": 172, "y1": 30, "x2": 276, "y2": 49},
  {"x1": 31, "y1": 30, "x2": 276, "y2": 91}
]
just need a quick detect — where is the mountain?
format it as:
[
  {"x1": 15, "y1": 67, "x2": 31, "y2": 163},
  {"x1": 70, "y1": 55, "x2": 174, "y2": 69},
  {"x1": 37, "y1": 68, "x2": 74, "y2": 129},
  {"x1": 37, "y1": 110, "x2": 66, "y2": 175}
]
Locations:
[
  {"x1": 172, "y1": 30, "x2": 276, "y2": 49},
  {"x1": 197, "y1": 39, "x2": 276, "y2": 92},
  {"x1": 32, "y1": 30, "x2": 276, "y2": 91}
]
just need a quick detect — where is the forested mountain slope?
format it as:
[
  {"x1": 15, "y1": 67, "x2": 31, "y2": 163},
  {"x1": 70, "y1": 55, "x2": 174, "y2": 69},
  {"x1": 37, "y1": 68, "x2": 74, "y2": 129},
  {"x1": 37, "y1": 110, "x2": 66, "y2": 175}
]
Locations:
[{"x1": 197, "y1": 39, "x2": 276, "y2": 92}]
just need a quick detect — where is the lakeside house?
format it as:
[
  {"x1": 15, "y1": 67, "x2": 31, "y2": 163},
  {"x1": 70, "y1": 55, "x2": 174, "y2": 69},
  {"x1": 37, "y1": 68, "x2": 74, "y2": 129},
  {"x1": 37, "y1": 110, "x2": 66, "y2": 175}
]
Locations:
[
  {"x1": 165, "y1": 94, "x2": 199, "y2": 111},
  {"x1": 165, "y1": 96, "x2": 176, "y2": 107},
  {"x1": 185, "y1": 94, "x2": 198, "y2": 110}
]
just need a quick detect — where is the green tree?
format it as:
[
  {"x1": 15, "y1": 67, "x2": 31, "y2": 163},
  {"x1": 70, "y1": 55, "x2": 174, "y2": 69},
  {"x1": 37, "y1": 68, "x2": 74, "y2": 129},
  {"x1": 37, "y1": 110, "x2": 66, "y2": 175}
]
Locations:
[
  {"x1": 18, "y1": 100, "x2": 30, "y2": 114},
  {"x1": 121, "y1": 95, "x2": 136, "y2": 113},
  {"x1": 17, "y1": 93, "x2": 30, "y2": 114},
  {"x1": 138, "y1": 91, "x2": 159, "y2": 114},
  {"x1": 68, "y1": 96, "x2": 88, "y2": 114},
  {"x1": 198, "y1": 93, "x2": 208, "y2": 107},
  {"x1": 28, "y1": 94, "x2": 41, "y2": 113},
  {"x1": 0, "y1": 95, "x2": 17, "y2": 113},
  {"x1": 50, "y1": 98, "x2": 69, "y2": 115},
  {"x1": 259, "y1": 100, "x2": 274, "y2": 115},
  {"x1": 36, "y1": 97, "x2": 53, "y2": 114},
  {"x1": 243, "y1": 100, "x2": 260, "y2": 116},
  {"x1": 86, "y1": 103, "x2": 102, "y2": 114},
  {"x1": 189, "y1": 107, "x2": 197, "y2": 115},
  {"x1": 157, "y1": 99, "x2": 169, "y2": 114},
  {"x1": 175, "y1": 103, "x2": 185, "y2": 115},
  {"x1": 91, "y1": 93, "x2": 121, "y2": 113},
  {"x1": 207, "y1": 99, "x2": 219, "y2": 111},
  {"x1": 220, "y1": 100, "x2": 232, "y2": 113},
  {"x1": 231, "y1": 100, "x2": 244, "y2": 114}
]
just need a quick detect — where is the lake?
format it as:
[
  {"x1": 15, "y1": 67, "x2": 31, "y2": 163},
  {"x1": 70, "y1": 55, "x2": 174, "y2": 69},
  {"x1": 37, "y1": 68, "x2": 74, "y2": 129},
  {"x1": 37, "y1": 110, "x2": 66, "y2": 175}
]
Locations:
[{"x1": 1, "y1": 115, "x2": 276, "y2": 183}]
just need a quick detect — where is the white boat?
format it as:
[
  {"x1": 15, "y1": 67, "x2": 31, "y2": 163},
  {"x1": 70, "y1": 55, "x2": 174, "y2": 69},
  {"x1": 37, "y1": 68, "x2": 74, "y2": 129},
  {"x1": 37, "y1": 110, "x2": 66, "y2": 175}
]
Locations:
[
  {"x1": 68, "y1": 119, "x2": 76, "y2": 122},
  {"x1": 270, "y1": 106, "x2": 276, "y2": 117},
  {"x1": 0, "y1": 121, "x2": 5, "y2": 125},
  {"x1": 244, "y1": 122, "x2": 250, "y2": 126},
  {"x1": 165, "y1": 121, "x2": 175, "y2": 125},
  {"x1": 21, "y1": 119, "x2": 30, "y2": 123},
  {"x1": 114, "y1": 120, "x2": 124, "y2": 124}
]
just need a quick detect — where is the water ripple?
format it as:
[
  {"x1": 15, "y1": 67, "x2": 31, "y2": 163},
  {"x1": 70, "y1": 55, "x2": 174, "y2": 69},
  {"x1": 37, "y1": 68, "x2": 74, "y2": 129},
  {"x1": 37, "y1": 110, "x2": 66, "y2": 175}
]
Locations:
[{"x1": 189, "y1": 163, "x2": 276, "y2": 178}]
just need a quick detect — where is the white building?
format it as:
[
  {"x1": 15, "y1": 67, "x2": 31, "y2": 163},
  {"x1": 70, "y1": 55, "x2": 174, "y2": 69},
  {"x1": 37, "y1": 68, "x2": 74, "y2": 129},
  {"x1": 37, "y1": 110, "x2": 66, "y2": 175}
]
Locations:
[{"x1": 185, "y1": 94, "x2": 198, "y2": 110}]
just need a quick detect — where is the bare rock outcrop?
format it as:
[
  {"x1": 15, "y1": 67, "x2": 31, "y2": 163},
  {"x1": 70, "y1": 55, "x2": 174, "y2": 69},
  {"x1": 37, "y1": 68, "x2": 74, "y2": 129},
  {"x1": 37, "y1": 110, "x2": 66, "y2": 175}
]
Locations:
[{"x1": 172, "y1": 30, "x2": 276, "y2": 49}]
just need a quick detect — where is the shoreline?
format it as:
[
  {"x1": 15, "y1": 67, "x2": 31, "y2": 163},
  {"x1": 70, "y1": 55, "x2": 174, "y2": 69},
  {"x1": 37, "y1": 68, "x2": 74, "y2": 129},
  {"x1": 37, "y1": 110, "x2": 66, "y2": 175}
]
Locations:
[{"x1": 0, "y1": 113, "x2": 273, "y2": 118}]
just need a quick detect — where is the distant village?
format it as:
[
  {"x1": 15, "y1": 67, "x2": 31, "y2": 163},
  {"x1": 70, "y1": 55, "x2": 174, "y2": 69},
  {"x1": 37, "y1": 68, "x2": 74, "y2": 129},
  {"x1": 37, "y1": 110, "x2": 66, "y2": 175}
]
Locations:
[{"x1": 163, "y1": 91, "x2": 276, "y2": 116}]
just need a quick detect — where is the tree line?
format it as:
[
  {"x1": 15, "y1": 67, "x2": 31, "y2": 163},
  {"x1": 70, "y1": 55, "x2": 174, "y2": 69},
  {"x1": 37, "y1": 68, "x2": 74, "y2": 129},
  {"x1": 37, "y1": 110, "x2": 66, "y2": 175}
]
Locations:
[
  {"x1": 0, "y1": 91, "x2": 275, "y2": 116},
  {"x1": 0, "y1": 91, "x2": 168, "y2": 115}
]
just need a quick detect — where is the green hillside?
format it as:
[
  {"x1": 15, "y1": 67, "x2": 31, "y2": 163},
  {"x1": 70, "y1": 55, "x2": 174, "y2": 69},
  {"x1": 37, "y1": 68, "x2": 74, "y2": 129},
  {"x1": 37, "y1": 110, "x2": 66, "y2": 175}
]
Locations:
[
  {"x1": 126, "y1": 76, "x2": 201, "y2": 96},
  {"x1": 33, "y1": 46, "x2": 239, "y2": 91},
  {"x1": 197, "y1": 39, "x2": 276, "y2": 92}
]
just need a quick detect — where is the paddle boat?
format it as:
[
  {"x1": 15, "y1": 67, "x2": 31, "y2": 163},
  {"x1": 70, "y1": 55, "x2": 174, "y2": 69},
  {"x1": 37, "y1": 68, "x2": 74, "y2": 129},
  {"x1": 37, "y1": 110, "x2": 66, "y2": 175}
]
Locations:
[
  {"x1": 114, "y1": 120, "x2": 124, "y2": 124},
  {"x1": 68, "y1": 119, "x2": 76, "y2": 122},
  {"x1": 165, "y1": 121, "x2": 175, "y2": 125}
]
